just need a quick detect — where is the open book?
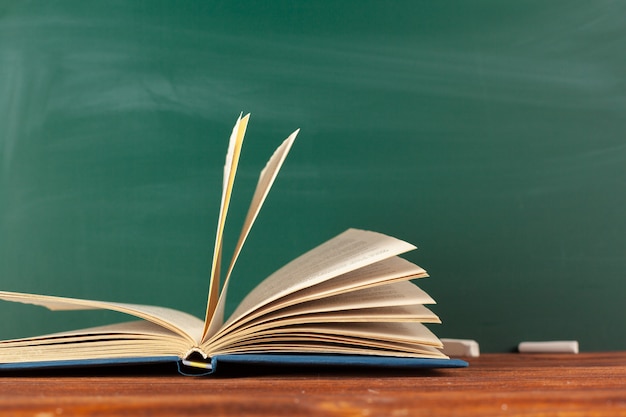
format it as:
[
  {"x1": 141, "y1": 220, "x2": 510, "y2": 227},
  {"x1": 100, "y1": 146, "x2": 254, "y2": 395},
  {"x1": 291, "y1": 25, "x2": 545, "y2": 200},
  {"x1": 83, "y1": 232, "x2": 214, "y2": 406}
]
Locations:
[{"x1": 0, "y1": 114, "x2": 466, "y2": 374}]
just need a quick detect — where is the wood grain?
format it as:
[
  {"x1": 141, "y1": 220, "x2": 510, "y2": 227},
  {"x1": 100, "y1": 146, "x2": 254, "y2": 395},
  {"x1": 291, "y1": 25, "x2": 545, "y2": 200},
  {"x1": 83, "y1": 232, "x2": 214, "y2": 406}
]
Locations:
[{"x1": 0, "y1": 352, "x2": 625, "y2": 416}]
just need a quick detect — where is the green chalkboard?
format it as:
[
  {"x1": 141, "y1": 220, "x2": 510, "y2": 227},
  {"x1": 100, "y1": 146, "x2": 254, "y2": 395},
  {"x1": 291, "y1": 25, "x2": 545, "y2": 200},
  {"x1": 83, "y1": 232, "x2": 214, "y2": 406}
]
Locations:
[{"x1": 0, "y1": 1, "x2": 624, "y2": 352}]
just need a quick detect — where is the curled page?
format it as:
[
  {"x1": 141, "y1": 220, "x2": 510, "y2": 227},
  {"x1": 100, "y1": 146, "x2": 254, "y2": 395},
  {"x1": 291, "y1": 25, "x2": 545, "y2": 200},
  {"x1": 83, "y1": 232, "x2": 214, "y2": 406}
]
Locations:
[
  {"x1": 203, "y1": 114, "x2": 249, "y2": 335},
  {"x1": 205, "y1": 229, "x2": 417, "y2": 345},
  {"x1": 203, "y1": 129, "x2": 299, "y2": 341},
  {"x1": 0, "y1": 290, "x2": 204, "y2": 345}
]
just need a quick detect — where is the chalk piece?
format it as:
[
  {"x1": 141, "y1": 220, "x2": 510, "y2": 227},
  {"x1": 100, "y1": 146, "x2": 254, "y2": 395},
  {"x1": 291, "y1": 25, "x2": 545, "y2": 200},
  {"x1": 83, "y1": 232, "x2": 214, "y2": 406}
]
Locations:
[
  {"x1": 441, "y1": 338, "x2": 480, "y2": 357},
  {"x1": 518, "y1": 341, "x2": 579, "y2": 354}
]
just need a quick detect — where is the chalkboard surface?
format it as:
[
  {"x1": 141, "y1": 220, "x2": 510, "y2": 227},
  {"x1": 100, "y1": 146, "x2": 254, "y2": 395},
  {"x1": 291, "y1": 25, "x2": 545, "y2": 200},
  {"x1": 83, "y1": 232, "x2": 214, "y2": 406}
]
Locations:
[{"x1": 1, "y1": 1, "x2": 624, "y2": 352}]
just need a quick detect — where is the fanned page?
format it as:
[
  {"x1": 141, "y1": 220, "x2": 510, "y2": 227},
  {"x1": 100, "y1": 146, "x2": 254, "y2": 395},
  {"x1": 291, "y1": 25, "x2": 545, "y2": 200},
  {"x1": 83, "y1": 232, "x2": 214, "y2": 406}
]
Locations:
[
  {"x1": 207, "y1": 229, "x2": 417, "y2": 344},
  {"x1": 208, "y1": 255, "x2": 431, "y2": 342},
  {"x1": 0, "y1": 321, "x2": 192, "y2": 364},
  {"x1": 200, "y1": 228, "x2": 448, "y2": 358},
  {"x1": 204, "y1": 280, "x2": 440, "y2": 353},
  {"x1": 224, "y1": 281, "x2": 438, "y2": 334},
  {"x1": 204, "y1": 129, "x2": 299, "y2": 340},
  {"x1": 209, "y1": 321, "x2": 446, "y2": 359},
  {"x1": 0, "y1": 291, "x2": 204, "y2": 346},
  {"x1": 204, "y1": 114, "x2": 249, "y2": 331}
]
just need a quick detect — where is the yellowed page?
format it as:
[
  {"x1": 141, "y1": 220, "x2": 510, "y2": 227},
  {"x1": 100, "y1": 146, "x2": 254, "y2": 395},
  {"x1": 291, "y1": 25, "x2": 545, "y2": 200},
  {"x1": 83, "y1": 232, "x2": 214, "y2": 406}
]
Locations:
[
  {"x1": 208, "y1": 322, "x2": 446, "y2": 358},
  {"x1": 0, "y1": 338, "x2": 191, "y2": 364},
  {"x1": 242, "y1": 280, "x2": 437, "y2": 326},
  {"x1": 203, "y1": 114, "x2": 249, "y2": 335},
  {"x1": 204, "y1": 281, "x2": 439, "y2": 350},
  {"x1": 0, "y1": 290, "x2": 204, "y2": 345},
  {"x1": 2, "y1": 321, "x2": 183, "y2": 344},
  {"x1": 253, "y1": 304, "x2": 439, "y2": 326},
  {"x1": 211, "y1": 279, "x2": 436, "y2": 340},
  {"x1": 207, "y1": 305, "x2": 440, "y2": 352},
  {"x1": 227, "y1": 321, "x2": 443, "y2": 348},
  {"x1": 0, "y1": 321, "x2": 193, "y2": 364},
  {"x1": 216, "y1": 256, "x2": 428, "y2": 337},
  {"x1": 215, "y1": 343, "x2": 446, "y2": 359},
  {"x1": 204, "y1": 129, "x2": 299, "y2": 341},
  {"x1": 212, "y1": 229, "x2": 416, "y2": 342}
]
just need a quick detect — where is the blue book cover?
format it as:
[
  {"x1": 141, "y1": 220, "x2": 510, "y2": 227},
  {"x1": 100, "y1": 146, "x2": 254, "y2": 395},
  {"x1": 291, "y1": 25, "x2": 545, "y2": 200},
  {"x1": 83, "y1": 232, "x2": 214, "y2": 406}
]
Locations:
[{"x1": 0, "y1": 354, "x2": 468, "y2": 376}]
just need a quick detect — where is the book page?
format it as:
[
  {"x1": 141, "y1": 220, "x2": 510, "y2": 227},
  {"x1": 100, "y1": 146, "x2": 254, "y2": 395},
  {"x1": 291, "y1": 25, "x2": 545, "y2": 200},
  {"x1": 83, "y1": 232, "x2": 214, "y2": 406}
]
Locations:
[
  {"x1": 0, "y1": 320, "x2": 195, "y2": 364},
  {"x1": 203, "y1": 114, "x2": 249, "y2": 333},
  {"x1": 246, "y1": 321, "x2": 442, "y2": 347},
  {"x1": 226, "y1": 256, "x2": 428, "y2": 333},
  {"x1": 212, "y1": 279, "x2": 436, "y2": 340},
  {"x1": 213, "y1": 342, "x2": 445, "y2": 358},
  {"x1": 208, "y1": 321, "x2": 446, "y2": 358},
  {"x1": 204, "y1": 129, "x2": 299, "y2": 341},
  {"x1": 1, "y1": 321, "x2": 183, "y2": 349},
  {"x1": 208, "y1": 305, "x2": 441, "y2": 353},
  {"x1": 249, "y1": 304, "x2": 439, "y2": 327},
  {"x1": 203, "y1": 305, "x2": 441, "y2": 351},
  {"x1": 0, "y1": 339, "x2": 191, "y2": 365},
  {"x1": 0, "y1": 291, "x2": 204, "y2": 345},
  {"x1": 204, "y1": 281, "x2": 439, "y2": 350},
  {"x1": 213, "y1": 229, "x2": 416, "y2": 341},
  {"x1": 243, "y1": 280, "x2": 437, "y2": 326}
]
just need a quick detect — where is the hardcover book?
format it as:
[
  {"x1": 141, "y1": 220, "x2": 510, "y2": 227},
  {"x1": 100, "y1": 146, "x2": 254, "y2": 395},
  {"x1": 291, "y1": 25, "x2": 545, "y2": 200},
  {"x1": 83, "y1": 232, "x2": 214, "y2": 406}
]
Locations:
[{"x1": 0, "y1": 114, "x2": 467, "y2": 374}]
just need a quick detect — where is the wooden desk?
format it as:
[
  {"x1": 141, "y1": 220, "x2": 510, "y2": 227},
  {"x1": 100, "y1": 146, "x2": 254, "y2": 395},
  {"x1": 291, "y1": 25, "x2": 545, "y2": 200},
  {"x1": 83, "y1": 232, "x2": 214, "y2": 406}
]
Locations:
[{"x1": 0, "y1": 352, "x2": 625, "y2": 416}]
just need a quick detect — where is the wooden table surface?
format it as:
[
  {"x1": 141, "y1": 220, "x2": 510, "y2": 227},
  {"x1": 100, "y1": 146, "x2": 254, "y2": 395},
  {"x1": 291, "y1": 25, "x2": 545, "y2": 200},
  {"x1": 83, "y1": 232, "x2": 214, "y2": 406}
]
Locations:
[{"x1": 0, "y1": 352, "x2": 625, "y2": 416}]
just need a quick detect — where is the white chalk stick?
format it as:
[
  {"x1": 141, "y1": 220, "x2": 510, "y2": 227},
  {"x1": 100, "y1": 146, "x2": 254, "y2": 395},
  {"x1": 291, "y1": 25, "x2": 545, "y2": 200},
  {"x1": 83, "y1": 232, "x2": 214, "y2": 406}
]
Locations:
[
  {"x1": 518, "y1": 340, "x2": 579, "y2": 354},
  {"x1": 441, "y1": 338, "x2": 480, "y2": 357}
]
